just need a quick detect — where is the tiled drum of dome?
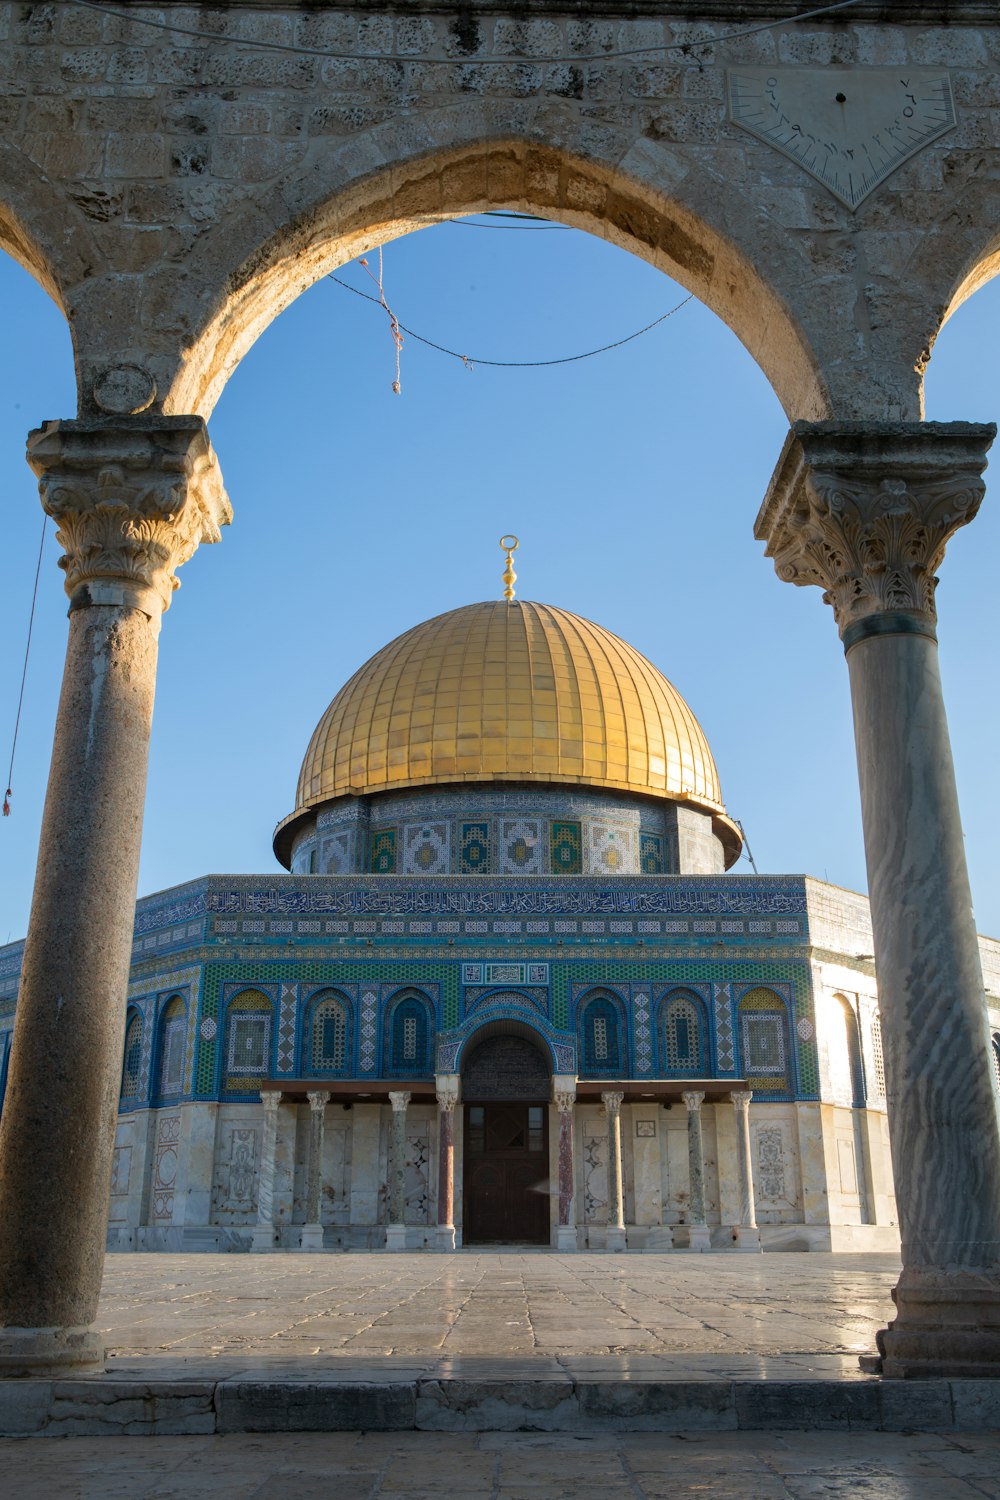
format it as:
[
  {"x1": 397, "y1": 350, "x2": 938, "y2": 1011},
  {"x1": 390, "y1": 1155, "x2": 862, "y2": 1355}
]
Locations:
[
  {"x1": 459, "y1": 821, "x2": 491, "y2": 875},
  {"x1": 551, "y1": 822, "x2": 582, "y2": 874}
]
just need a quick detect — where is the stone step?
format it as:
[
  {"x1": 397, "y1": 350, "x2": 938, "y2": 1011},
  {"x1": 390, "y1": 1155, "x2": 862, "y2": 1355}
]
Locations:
[{"x1": 2, "y1": 1365, "x2": 1000, "y2": 1438}]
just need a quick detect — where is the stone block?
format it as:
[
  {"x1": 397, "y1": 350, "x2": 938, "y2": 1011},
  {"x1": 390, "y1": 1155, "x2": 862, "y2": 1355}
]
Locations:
[
  {"x1": 734, "y1": 1381, "x2": 880, "y2": 1430},
  {"x1": 576, "y1": 1380, "x2": 737, "y2": 1432},
  {"x1": 416, "y1": 1379, "x2": 579, "y2": 1432},
  {"x1": 44, "y1": 1379, "x2": 217, "y2": 1435},
  {"x1": 105, "y1": 133, "x2": 168, "y2": 180},
  {"x1": 216, "y1": 1380, "x2": 416, "y2": 1433},
  {"x1": 949, "y1": 1380, "x2": 1000, "y2": 1431},
  {"x1": 878, "y1": 1379, "x2": 954, "y2": 1431},
  {"x1": 0, "y1": 1380, "x2": 53, "y2": 1436}
]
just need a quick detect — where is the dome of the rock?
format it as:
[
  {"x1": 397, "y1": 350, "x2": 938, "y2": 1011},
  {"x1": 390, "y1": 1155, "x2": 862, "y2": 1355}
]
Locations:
[{"x1": 274, "y1": 601, "x2": 742, "y2": 872}]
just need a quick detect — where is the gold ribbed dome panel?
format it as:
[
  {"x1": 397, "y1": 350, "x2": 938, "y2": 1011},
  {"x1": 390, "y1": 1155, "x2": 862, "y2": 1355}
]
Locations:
[{"x1": 294, "y1": 601, "x2": 726, "y2": 812}]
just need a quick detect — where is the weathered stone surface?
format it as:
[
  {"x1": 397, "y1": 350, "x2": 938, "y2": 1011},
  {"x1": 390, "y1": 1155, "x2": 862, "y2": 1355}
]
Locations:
[{"x1": 216, "y1": 1379, "x2": 417, "y2": 1432}]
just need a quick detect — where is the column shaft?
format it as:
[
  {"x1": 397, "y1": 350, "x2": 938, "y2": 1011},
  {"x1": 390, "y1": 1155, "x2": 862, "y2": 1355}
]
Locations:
[
  {"x1": 436, "y1": 1079, "x2": 458, "y2": 1250},
  {"x1": 731, "y1": 1092, "x2": 761, "y2": 1252},
  {"x1": 602, "y1": 1091, "x2": 625, "y2": 1252},
  {"x1": 0, "y1": 416, "x2": 228, "y2": 1374},
  {"x1": 849, "y1": 630, "x2": 1000, "y2": 1269},
  {"x1": 756, "y1": 420, "x2": 1000, "y2": 1371},
  {"x1": 252, "y1": 1093, "x2": 282, "y2": 1251},
  {"x1": 386, "y1": 1091, "x2": 411, "y2": 1251},
  {"x1": 300, "y1": 1091, "x2": 329, "y2": 1251},
  {"x1": 0, "y1": 604, "x2": 158, "y2": 1365},
  {"x1": 682, "y1": 1091, "x2": 711, "y2": 1251},
  {"x1": 554, "y1": 1084, "x2": 577, "y2": 1251}
]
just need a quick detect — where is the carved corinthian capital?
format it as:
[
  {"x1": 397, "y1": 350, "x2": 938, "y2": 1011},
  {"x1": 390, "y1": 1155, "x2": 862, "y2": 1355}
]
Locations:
[
  {"x1": 26, "y1": 417, "x2": 232, "y2": 618},
  {"x1": 755, "y1": 423, "x2": 995, "y2": 639}
]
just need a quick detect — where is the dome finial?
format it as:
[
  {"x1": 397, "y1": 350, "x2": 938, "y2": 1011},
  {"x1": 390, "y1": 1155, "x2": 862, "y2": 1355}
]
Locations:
[{"x1": 500, "y1": 535, "x2": 519, "y2": 601}]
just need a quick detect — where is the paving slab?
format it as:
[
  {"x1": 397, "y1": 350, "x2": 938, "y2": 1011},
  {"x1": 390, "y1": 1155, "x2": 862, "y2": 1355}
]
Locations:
[
  {"x1": 5, "y1": 1431, "x2": 1000, "y2": 1500},
  {"x1": 4, "y1": 1250, "x2": 1000, "y2": 1439}
]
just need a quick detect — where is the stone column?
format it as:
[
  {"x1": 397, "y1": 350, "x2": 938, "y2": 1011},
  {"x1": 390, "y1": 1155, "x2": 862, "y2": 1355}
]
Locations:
[
  {"x1": 758, "y1": 421, "x2": 1000, "y2": 1373},
  {"x1": 682, "y1": 1091, "x2": 712, "y2": 1252},
  {"x1": 602, "y1": 1090, "x2": 626, "y2": 1253},
  {"x1": 0, "y1": 417, "x2": 229, "y2": 1375},
  {"x1": 731, "y1": 1091, "x2": 761, "y2": 1252},
  {"x1": 554, "y1": 1082, "x2": 577, "y2": 1251},
  {"x1": 300, "y1": 1090, "x2": 330, "y2": 1252},
  {"x1": 251, "y1": 1092, "x2": 283, "y2": 1252},
  {"x1": 435, "y1": 1077, "x2": 459, "y2": 1251},
  {"x1": 386, "y1": 1090, "x2": 411, "y2": 1252}
]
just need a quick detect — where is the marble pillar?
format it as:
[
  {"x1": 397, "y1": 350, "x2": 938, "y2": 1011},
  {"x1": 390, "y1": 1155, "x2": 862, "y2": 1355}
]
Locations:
[
  {"x1": 759, "y1": 421, "x2": 1000, "y2": 1372},
  {"x1": 682, "y1": 1091, "x2": 712, "y2": 1252},
  {"x1": 554, "y1": 1083, "x2": 577, "y2": 1251},
  {"x1": 252, "y1": 1092, "x2": 282, "y2": 1252},
  {"x1": 300, "y1": 1091, "x2": 330, "y2": 1252},
  {"x1": 0, "y1": 417, "x2": 229, "y2": 1375},
  {"x1": 602, "y1": 1091, "x2": 626, "y2": 1253},
  {"x1": 731, "y1": 1091, "x2": 761, "y2": 1252},
  {"x1": 435, "y1": 1077, "x2": 459, "y2": 1251},
  {"x1": 386, "y1": 1091, "x2": 411, "y2": 1252}
]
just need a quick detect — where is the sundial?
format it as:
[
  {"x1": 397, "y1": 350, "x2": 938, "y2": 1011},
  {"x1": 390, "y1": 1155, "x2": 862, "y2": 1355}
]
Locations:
[{"x1": 727, "y1": 67, "x2": 956, "y2": 210}]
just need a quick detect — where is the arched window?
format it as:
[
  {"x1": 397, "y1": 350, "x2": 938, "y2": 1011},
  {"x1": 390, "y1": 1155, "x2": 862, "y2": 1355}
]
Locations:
[
  {"x1": 829, "y1": 995, "x2": 866, "y2": 1107},
  {"x1": 659, "y1": 990, "x2": 706, "y2": 1075},
  {"x1": 223, "y1": 989, "x2": 273, "y2": 1088},
  {"x1": 992, "y1": 1033, "x2": 1000, "y2": 1094},
  {"x1": 580, "y1": 994, "x2": 622, "y2": 1076},
  {"x1": 120, "y1": 1010, "x2": 143, "y2": 1102},
  {"x1": 308, "y1": 990, "x2": 352, "y2": 1075},
  {"x1": 386, "y1": 992, "x2": 433, "y2": 1075},
  {"x1": 870, "y1": 1013, "x2": 886, "y2": 1098},
  {"x1": 156, "y1": 996, "x2": 187, "y2": 1101},
  {"x1": 737, "y1": 988, "x2": 790, "y2": 1095}
]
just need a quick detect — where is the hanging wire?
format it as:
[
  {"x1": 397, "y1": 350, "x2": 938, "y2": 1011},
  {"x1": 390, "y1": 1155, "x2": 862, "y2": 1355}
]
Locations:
[
  {"x1": 329, "y1": 271, "x2": 693, "y2": 370},
  {"x1": 60, "y1": 0, "x2": 866, "y2": 68},
  {"x1": 3, "y1": 516, "x2": 47, "y2": 818}
]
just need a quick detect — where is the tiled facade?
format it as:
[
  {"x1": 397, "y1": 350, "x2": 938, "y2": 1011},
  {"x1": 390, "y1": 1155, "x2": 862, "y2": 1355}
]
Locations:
[{"x1": 5, "y1": 868, "x2": 995, "y2": 1253}]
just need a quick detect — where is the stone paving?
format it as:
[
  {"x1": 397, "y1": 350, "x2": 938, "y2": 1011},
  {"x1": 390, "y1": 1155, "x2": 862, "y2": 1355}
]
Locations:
[
  {"x1": 95, "y1": 1251, "x2": 900, "y2": 1363},
  {"x1": 5, "y1": 1429, "x2": 1000, "y2": 1499}
]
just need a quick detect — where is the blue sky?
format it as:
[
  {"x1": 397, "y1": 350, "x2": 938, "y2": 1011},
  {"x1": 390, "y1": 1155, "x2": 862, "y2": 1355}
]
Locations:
[{"x1": 1, "y1": 220, "x2": 998, "y2": 941}]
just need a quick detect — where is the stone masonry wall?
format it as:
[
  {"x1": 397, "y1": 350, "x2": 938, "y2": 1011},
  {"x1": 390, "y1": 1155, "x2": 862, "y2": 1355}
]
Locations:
[{"x1": 0, "y1": 3, "x2": 998, "y2": 429}]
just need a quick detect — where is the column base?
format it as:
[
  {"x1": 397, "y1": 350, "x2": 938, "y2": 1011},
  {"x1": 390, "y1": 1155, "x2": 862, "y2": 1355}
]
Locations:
[
  {"x1": 251, "y1": 1224, "x2": 277, "y2": 1252},
  {"x1": 733, "y1": 1225, "x2": 762, "y2": 1252},
  {"x1": 606, "y1": 1226, "x2": 627, "y2": 1253},
  {"x1": 873, "y1": 1269, "x2": 1000, "y2": 1378},
  {"x1": 555, "y1": 1224, "x2": 578, "y2": 1252},
  {"x1": 688, "y1": 1223, "x2": 712, "y2": 1252},
  {"x1": 298, "y1": 1223, "x2": 326, "y2": 1252},
  {"x1": 436, "y1": 1225, "x2": 456, "y2": 1251},
  {"x1": 385, "y1": 1223, "x2": 407, "y2": 1252},
  {"x1": 0, "y1": 1326, "x2": 105, "y2": 1376}
]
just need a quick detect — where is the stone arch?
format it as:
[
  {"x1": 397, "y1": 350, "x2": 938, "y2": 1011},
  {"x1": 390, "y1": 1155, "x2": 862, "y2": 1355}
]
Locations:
[
  {"x1": 827, "y1": 994, "x2": 866, "y2": 1109},
  {"x1": 0, "y1": 139, "x2": 98, "y2": 311},
  {"x1": 157, "y1": 130, "x2": 828, "y2": 423}
]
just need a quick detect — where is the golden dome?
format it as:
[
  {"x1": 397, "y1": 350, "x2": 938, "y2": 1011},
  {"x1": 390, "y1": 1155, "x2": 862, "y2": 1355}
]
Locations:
[{"x1": 280, "y1": 600, "x2": 740, "y2": 861}]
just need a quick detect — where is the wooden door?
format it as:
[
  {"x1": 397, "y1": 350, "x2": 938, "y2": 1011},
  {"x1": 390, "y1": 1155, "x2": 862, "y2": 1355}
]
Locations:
[{"x1": 463, "y1": 1102, "x2": 550, "y2": 1244}]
